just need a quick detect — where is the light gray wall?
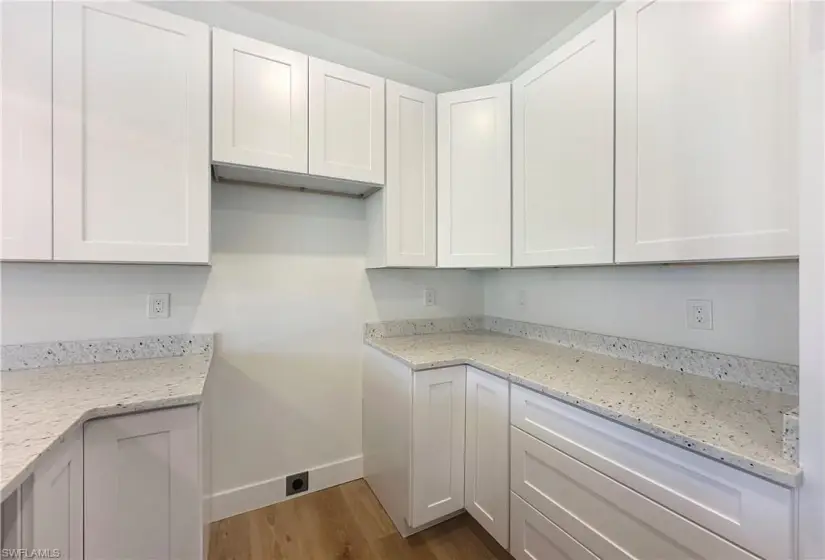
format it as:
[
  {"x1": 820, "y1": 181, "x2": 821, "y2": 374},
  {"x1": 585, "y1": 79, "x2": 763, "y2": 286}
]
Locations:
[
  {"x1": 1, "y1": 185, "x2": 484, "y2": 500},
  {"x1": 483, "y1": 262, "x2": 799, "y2": 364},
  {"x1": 151, "y1": 1, "x2": 466, "y2": 92}
]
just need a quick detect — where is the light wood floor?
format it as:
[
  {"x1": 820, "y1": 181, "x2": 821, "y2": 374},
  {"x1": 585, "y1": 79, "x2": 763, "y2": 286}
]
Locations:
[{"x1": 208, "y1": 479, "x2": 512, "y2": 560}]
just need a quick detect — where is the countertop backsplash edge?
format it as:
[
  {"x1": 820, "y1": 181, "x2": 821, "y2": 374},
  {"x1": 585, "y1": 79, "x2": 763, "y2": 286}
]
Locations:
[
  {"x1": 1, "y1": 333, "x2": 215, "y2": 372},
  {"x1": 364, "y1": 315, "x2": 799, "y2": 395}
]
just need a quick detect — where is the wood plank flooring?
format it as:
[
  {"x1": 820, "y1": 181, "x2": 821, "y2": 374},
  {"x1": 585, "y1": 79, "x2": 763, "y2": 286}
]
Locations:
[{"x1": 208, "y1": 479, "x2": 512, "y2": 560}]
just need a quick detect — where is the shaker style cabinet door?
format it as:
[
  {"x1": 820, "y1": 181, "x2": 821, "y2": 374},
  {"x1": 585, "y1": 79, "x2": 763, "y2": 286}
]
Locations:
[
  {"x1": 212, "y1": 29, "x2": 308, "y2": 174},
  {"x1": 309, "y1": 58, "x2": 385, "y2": 185},
  {"x1": 464, "y1": 367, "x2": 509, "y2": 549},
  {"x1": 437, "y1": 84, "x2": 511, "y2": 268},
  {"x1": 410, "y1": 366, "x2": 466, "y2": 528},
  {"x1": 384, "y1": 80, "x2": 436, "y2": 267},
  {"x1": 0, "y1": 1, "x2": 52, "y2": 261},
  {"x1": 52, "y1": 2, "x2": 211, "y2": 263},
  {"x1": 512, "y1": 12, "x2": 614, "y2": 267},
  {"x1": 32, "y1": 429, "x2": 83, "y2": 559},
  {"x1": 615, "y1": 0, "x2": 796, "y2": 263},
  {"x1": 84, "y1": 406, "x2": 200, "y2": 560}
]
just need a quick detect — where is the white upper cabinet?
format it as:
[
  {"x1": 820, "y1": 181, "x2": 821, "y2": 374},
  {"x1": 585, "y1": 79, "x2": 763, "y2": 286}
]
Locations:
[
  {"x1": 615, "y1": 0, "x2": 796, "y2": 263},
  {"x1": 437, "y1": 84, "x2": 512, "y2": 268},
  {"x1": 52, "y1": 2, "x2": 211, "y2": 264},
  {"x1": 212, "y1": 29, "x2": 308, "y2": 174},
  {"x1": 512, "y1": 12, "x2": 615, "y2": 267},
  {"x1": 0, "y1": 1, "x2": 52, "y2": 261},
  {"x1": 309, "y1": 58, "x2": 385, "y2": 185},
  {"x1": 367, "y1": 81, "x2": 436, "y2": 268}
]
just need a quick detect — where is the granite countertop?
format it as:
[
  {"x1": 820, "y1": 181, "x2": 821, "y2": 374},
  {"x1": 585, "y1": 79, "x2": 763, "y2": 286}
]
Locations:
[
  {"x1": 367, "y1": 331, "x2": 801, "y2": 487},
  {"x1": 0, "y1": 352, "x2": 212, "y2": 500}
]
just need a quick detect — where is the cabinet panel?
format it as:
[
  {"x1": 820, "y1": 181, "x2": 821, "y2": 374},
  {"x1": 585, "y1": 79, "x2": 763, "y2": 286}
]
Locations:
[
  {"x1": 52, "y1": 2, "x2": 210, "y2": 263},
  {"x1": 464, "y1": 367, "x2": 509, "y2": 548},
  {"x1": 510, "y1": 492, "x2": 597, "y2": 560},
  {"x1": 411, "y1": 366, "x2": 465, "y2": 527},
  {"x1": 510, "y1": 384, "x2": 792, "y2": 560},
  {"x1": 511, "y1": 427, "x2": 758, "y2": 560},
  {"x1": 384, "y1": 81, "x2": 436, "y2": 267},
  {"x1": 84, "y1": 406, "x2": 200, "y2": 560},
  {"x1": 615, "y1": 0, "x2": 796, "y2": 262},
  {"x1": 309, "y1": 58, "x2": 385, "y2": 184},
  {"x1": 0, "y1": 1, "x2": 52, "y2": 260},
  {"x1": 212, "y1": 29, "x2": 308, "y2": 174},
  {"x1": 33, "y1": 429, "x2": 83, "y2": 559},
  {"x1": 437, "y1": 84, "x2": 511, "y2": 268},
  {"x1": 512, "y1": 12, "x2": 614, "y2": 267}
]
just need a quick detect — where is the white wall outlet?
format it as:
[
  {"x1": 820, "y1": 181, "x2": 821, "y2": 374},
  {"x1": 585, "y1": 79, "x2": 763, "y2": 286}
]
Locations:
[
  {"x1": 424, "y1": 288, "x2": 436, "y2": 307},
  {"x1": 518, "y1": 289, "x2": 527, "y2": 307},
  {"x1": 147, "y1": 293, "x2": 170, "y2": 319},
  {"x1": 686, "y1": 299, "x2": 713, "y2": 330}
]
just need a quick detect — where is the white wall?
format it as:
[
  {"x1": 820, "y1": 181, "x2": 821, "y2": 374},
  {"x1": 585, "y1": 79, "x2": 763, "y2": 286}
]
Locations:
[
  {"x1": 483, "y1": 263, "x2": 799, "y2": 365},
  {"x1": 1, "y1": 184, "x2": 483, "y2": 507},
  {"x1": 151, "y1": 1, "x2": 465, "y2": 93}
]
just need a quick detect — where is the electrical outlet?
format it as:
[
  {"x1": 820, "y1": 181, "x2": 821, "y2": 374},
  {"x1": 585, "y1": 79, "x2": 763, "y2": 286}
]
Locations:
[
  {"x1": 147, "y1": 293, "x2": 170, "y2": 319},
  {"x1": 424, "y1": 288, "x2": 436, "y2": 307},
  {"x1": 686, "y1": 299, "x2": 713, "y2": 330},
  {"x1": 286, "y1": 471, "x2": 308, "y2": 497},
  {"x1": 518, "y1": 289, "x2": 527, "y2": 307}
]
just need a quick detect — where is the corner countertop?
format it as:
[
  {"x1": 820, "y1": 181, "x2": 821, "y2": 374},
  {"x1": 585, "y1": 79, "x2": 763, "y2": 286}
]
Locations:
[
  {"x1": 366, "y1": 331, "x2": 800, "y2": 488},
  {"x1": 0, "y1": 352, "x2": 212, "y2": 500}
]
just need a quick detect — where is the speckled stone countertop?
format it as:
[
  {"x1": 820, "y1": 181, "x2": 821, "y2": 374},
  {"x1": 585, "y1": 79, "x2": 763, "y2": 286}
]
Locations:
[
  {"x1": 366, "y1": 331, "x2": 801, "y2": 487},
  {"x1": 0, "y1": 352, "x2": 212, "y2": 500}
]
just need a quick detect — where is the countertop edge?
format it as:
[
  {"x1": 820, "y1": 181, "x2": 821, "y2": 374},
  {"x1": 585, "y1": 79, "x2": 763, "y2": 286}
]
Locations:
[
  {"x1": 1, "y1": 378, "x2": 206, "y2": 501},
  {"x1": 364, "y1": 340, "x2": 802, "y2": 489}
]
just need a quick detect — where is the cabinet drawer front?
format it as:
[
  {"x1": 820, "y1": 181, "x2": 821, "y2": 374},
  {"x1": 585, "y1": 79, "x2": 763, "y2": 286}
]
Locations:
[
  {"x1": 510, "y1": 492, "x2": 598, "y2": 560},
  {"x1": 511, "y1": 427, "x2": 759, "y2": 560},
  {"x1": 511, "y1": 385, "x2": 792, "y2": 560}
]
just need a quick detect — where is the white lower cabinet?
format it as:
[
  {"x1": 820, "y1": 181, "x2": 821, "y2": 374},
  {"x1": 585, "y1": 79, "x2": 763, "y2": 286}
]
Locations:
[
  {"x1": 363, "y1": 348, "x2": 469, "y2": 536},
  {"x1": 32, "y1": 429, "x2": 83, "y2": 559},
  {"x1": 511, "y1": 427, "x2": 759, "y2": 560},
  {"x1": 464, "y1": 367, "x2": 509, "y2": 549},
  {"x1": 510, "y1": 492, "x2": 596, "y2": 560},
  {"x1": 364, "y1": 347, "x2": 795, "y2": 559},
  {"x1": 411, "y1": 366, "x2": 466, "y2": 528},
  {"x1": 84, "y1": 406, "x2": 202, "y2": 560}
]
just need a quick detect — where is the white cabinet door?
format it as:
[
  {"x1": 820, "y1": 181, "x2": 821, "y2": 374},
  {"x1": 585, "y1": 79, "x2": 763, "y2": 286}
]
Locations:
[
  {"x1": 84, "y1": 406, "x2": 200, "y2": 560},
  {"x1": 52, "y1": 3, "x2": 210, "y2": 263},
  {"x1": 212, "y1": 29, "x2": 308, "y2": 174},
  {"x1": 512, "y1": 12, "x2": 614, "y2": 267},
  {"x1": 410, "y1": 366, "x2": 465, "y2": 528},
  {"x1": 33, "y1": 429, "x2": 83, "y2": 559},
  {"x1": 309, "y1": 58, "x2": 385, "y2": 184},
  {"x1": 615, "y1": 0, "x2": 796, "y2": 263},
  {"x1": 383, "y1": 80, "x2": 436, "y2": 267},
  {"x1": 464, "y1": 368, "x2": 509, "y2": 548},
  {"x1": 437, "y1": 84, "x2": 511, "y2": 268},
  {"x1": 0, "y1": 1, "x2": 52, "y2": 261}
]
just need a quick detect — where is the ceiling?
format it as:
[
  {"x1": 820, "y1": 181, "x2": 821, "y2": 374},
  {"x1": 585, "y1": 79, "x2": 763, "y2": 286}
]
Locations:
[{"x1": 234, "y1": 2, "x2": 596, "y2": 86}]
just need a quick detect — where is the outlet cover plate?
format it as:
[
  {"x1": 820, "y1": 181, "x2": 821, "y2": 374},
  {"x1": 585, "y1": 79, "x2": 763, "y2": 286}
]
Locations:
[
  {"x1": 686, "y1": 299, "x2": 713, "y2": 330},
  {"x1": 147, "y1": 293, "x2": 170, "y2": 319},
  {"x1": 424, "y1": 288, "x2": 436, "y2": 307}
]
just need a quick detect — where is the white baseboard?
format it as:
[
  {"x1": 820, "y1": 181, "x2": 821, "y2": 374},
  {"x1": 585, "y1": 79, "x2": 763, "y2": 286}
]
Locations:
[{"x1": 208, "y1": 455, "x2": 363, "y2": 522}]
